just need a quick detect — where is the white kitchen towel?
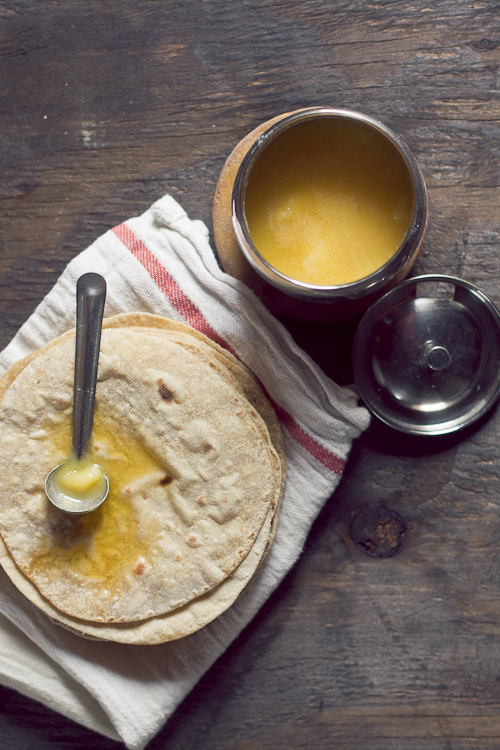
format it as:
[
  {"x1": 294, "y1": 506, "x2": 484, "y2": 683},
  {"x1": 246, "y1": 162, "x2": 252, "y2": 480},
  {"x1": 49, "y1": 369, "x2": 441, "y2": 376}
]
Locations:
[{"x1": 0, "y1": 194, "x2": 370, "y2": 749}]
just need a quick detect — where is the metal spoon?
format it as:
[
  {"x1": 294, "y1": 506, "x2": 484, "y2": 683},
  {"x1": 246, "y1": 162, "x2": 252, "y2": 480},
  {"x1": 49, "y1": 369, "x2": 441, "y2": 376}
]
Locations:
[{"x1": 45, "y1": 273, "x2": 109, "y2": 513}]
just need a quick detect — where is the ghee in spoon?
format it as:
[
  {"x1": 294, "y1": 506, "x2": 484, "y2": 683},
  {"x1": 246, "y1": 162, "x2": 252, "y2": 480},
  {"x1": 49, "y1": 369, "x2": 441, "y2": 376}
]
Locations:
[
  {"x1": 52, "y1": 454, "x2": 107, "y2": 502},
  {"x1": 244, "y1": 118, "x2": 414, "y2": 286}
]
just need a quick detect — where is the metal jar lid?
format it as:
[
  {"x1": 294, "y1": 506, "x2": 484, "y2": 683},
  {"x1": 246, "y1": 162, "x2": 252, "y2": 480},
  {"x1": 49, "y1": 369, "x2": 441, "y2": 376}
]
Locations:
[{"x1": 352, "y1": 274, "x2": 500, "y2": 435}]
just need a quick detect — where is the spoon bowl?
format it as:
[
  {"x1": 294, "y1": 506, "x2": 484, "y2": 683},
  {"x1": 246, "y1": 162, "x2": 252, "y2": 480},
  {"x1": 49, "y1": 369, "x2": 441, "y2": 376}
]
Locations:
[
  {"x1": 45, "y1": 272, "x2": 109, "y2": 514},
  {"x1": 45, "y1": 461, "x2": 109, "y2": 514}
]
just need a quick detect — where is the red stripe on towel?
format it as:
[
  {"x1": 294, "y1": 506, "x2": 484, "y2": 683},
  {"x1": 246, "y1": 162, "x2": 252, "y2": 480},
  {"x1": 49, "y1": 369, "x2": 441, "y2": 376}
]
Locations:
[
  {"x1": 112, "y1": 223, "x2": 231, "y2": 353},
  {"x1": 269, "y1": 399, "x2": 345, "y2": 475},
  {"x1": 111, "y1": 222, "x2": 346, "y2": 475}
]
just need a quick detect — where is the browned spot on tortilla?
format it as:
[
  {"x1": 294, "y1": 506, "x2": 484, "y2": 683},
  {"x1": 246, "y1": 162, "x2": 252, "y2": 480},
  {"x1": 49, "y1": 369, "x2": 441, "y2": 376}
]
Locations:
[
  {"x1": 134, "y1": 561, "x2": 146, "y2": 575},
  {"x1": 203, "y1": 444, "x2": 213, "y2": 453},
  {"x1": 158, "y1": 380, "x2": 175, "y2": 402},
  {"x1": 160, "y1": 475, "x2": 173, "y2": 486}
]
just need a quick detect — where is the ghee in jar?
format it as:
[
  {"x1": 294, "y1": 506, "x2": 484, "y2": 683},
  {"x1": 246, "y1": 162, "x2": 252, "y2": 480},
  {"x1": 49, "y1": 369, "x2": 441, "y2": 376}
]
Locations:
[{"x1": 243, "y1": 118, "x2": 415, "y2": 286}]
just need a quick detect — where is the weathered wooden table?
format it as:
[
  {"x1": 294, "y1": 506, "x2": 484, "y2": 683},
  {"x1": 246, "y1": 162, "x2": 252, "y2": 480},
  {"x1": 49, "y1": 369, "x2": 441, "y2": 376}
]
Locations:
[{"x1": 1, "y1": 1, "x2": 500, "y2": 747}]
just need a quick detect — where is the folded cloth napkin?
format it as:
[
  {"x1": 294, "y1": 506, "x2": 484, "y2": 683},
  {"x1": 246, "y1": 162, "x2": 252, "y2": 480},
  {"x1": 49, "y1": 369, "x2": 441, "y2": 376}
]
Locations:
[{"x1": 0, "y1": 195, "x2": 370, "y2": 749}]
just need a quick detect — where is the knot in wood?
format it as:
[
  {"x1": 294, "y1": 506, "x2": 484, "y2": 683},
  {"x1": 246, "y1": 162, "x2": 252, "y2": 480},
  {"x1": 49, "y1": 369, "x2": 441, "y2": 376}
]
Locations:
[
  {"x1": 349, "y1": 503, "x2": 406, "y2": 559},
  {"x1": 471, "y1": 38, "x2": 499, "y2": 51}
]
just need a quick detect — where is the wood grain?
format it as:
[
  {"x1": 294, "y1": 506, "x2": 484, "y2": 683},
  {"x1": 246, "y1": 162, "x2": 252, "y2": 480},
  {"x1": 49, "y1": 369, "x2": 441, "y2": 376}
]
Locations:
[{"x1": 1, "y1": 0, "x2": 500, "y2": 748}]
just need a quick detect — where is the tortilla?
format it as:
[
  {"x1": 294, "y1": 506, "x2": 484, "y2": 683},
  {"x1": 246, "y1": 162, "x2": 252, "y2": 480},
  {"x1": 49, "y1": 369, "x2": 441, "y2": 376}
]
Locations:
[
  {"x1": 0, "y1": 487, "x2": 273, "y2": 644},
  {"x1": 0, "y1": 316, "x2": 284, "y2": 636},
  {"x1": 101, "y1": 314, "x2": 285, "y2": 545}
]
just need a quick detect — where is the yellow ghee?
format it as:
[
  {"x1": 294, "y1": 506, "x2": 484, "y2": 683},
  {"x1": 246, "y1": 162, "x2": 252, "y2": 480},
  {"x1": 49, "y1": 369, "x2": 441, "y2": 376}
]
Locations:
[
  {"x1": 53, "y1": 454, "x2": 106, "y2": 499},
  {"x1": 34, "y1": 410, "x2": 164, "y2": 585},
  {"x1": 244, "y1": 118, "x2": 415, "y2": 286}
]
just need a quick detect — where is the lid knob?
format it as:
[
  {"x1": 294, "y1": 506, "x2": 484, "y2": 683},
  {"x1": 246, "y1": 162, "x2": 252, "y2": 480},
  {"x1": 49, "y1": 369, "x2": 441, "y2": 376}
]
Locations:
[{"x1": 424, "y1": 342, "x2": 451, "y2": 372}]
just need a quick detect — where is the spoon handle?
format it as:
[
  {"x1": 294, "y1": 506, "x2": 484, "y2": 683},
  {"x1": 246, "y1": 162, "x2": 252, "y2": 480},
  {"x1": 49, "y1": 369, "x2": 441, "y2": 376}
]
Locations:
[{"x1": 73, "y1": 273, "x2": 107, "y2": 458}]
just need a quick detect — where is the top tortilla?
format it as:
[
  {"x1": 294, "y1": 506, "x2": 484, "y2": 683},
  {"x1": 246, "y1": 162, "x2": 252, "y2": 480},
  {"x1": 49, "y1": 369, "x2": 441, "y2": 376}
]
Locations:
[{"x1": 0, "y1": 324, "x2": 282, "y2": 624}]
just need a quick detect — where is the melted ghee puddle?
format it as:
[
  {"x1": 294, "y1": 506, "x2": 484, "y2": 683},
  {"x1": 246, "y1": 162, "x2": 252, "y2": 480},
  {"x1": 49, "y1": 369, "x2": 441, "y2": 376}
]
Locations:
[{"x1": 32, "y1": 410, "x2": 165, "y2": 585}]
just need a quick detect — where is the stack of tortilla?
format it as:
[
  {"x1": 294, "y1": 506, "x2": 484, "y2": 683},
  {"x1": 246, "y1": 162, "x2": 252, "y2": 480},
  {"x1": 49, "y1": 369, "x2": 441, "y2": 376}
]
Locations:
[{"x1": 0, "y1": 313, "x2": 285, "y2": 644}]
